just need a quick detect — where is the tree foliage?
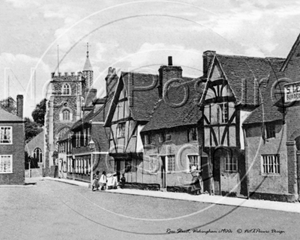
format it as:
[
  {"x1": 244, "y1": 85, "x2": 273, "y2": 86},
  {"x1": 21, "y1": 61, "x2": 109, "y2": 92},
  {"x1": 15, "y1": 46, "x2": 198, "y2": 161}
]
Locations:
[
  {"x1": 32, "y1": 98, "x2": 47, "y2": 126},
  {"x1": 0, "y1": 97, "x2": 17, "y2": 115},
  {"x1": 25, "y1": 117, "x2": 42, "y2": 143}
]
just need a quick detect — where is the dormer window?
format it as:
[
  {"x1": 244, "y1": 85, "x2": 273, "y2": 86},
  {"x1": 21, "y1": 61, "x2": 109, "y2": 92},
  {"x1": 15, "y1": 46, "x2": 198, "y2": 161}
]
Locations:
[{"x1": 62, "y1": 83, "x2": 71, "y2": 95}]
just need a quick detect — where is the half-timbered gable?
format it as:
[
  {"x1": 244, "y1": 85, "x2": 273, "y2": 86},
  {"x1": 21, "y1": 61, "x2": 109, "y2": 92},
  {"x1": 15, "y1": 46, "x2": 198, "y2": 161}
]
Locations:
[
  {"x1": 105, "y1": 71, "x2": 160, "y2": 182},
  {"x1": 199, "y1": 51, "x2": 279, "y2": 196}
]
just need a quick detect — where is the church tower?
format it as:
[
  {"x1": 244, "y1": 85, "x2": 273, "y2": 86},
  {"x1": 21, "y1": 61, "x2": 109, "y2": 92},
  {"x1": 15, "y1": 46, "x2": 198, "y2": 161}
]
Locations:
[
  {"x1": 82, "y1": 43, "x2": 93, "y2": 89},
  {"x1": 44, "y1": 45, "x2": 96, "y2": 176}
]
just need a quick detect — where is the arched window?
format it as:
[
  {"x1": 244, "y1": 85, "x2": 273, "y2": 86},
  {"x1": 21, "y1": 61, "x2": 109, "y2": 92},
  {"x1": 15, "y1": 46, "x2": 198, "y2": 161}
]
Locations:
[
  {"x1": 33, "y1": 148, "x2": 43, "y2": 163},
  {"x1": 62, "y1": 84, "x2": 71, "y2": 95},
  {"x1": 62, "y1": 109, "x2": 70, "y2": 121}
]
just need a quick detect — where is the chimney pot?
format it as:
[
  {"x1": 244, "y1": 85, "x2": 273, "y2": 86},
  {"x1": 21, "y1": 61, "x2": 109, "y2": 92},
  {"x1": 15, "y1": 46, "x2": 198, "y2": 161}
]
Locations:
[
  {"x1": 168, "y1": 56, "x2": 173, "y2": 66},
  {"x1": 16, "y1": 95, "x2": 23, "y2": 119}
]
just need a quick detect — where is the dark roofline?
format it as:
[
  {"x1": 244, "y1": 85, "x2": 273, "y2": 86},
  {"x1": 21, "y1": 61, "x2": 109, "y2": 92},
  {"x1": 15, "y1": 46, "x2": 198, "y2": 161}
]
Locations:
[{"x1": 280, "y1": 34, "x2": 300, "y2": 71}]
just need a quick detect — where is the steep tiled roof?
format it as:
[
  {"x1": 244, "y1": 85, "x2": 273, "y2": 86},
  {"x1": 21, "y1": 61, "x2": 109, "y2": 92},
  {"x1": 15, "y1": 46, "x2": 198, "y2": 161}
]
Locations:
[
  {"x1": 0, "y1": 107, "x2": 23, "y2": 122},
  {"x1": 243, "y1": 61, "x2": 285, "y2": 125},
  {"x1": 214, "y1": 54, "x2": 284, "y2": 105},
  {"x1": 141, "y1": 79, "x2": 204, "y2": 132},
  {"x1": 71, "y1": 94, "x2": 113, "y2": 131},
  {"x1": 122, "y1": 72, "x2": 160, "y2": 121}
]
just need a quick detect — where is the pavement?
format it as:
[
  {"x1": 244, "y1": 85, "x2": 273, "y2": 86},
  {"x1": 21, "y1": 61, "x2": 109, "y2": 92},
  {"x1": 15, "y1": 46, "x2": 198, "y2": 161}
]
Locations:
[{"x1": 39, "y1": 177, "x2": 300, "y2": 214}]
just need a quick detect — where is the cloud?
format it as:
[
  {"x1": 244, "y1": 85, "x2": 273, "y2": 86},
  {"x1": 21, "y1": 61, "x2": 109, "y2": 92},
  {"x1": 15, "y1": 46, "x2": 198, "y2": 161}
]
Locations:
[
  {"x1": 0, "y1": 53, "x2": 51, "y2": 117},
  {"x1": 122, "y1": 42, "x2": 202, "y2": 77}
]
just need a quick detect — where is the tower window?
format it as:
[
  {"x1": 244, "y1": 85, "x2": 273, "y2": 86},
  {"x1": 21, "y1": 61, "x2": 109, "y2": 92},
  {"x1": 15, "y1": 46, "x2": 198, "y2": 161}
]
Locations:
[
  {"x1": 62, "y1": 110, "x2": 70, "y2": 121},
  {"x1": 62, "y1": 84, "x2": 71, "y2": 95}
]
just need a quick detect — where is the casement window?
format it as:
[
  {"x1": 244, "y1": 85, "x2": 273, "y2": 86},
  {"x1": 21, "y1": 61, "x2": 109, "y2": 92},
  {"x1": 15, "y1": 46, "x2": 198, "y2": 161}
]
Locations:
[
  {"x1": 167, "y1": 155, "x2": 175, "y2": 172},
  {"x1": 117, "y1": 122, "x2": 126, "y2": 138},
  {"x1": 158, "y1": 132, "x2": 165, "y2": 143},
  {"x1": 62, "y1": 83, "x2": 71, "y2": 95},
  {"x1": 262, "y1": 154, "x2": 280, "y2": 175},
  {"x1": 225, "y1": 155, "x2": 238, "y2": 172},
  {"x1": 188, "y1": 155, "x2": 200, "y2": 172},
  {"x1": 187, "y1": 127, "x2": 197, "y2": 142},
  {"x1": 0, "y1": 126, "x2": 12, "y2": 144},
  {"x1": 0, "y1": 155, "x2": 12, "y2": 173},
  {"x1": 217, "y1": 103, "x2": 228, "y2": 123},
  {"x1": 144, "y1": 133, "x2": 152, "y2": 145},
  {"x1": 266, "y1": 123, "x2": 276, "y2": 139}
]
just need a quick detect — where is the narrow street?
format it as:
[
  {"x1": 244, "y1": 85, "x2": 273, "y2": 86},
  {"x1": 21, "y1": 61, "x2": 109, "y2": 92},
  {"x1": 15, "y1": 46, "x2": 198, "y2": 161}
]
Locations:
[{"x1": 0, "y1": 178, "x2": 297, "y2": 240}]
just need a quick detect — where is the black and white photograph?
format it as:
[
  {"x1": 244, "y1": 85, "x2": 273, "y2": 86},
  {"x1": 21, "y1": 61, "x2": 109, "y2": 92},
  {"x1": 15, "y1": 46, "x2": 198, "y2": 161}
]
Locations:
[{"x1": 1, "y1": 0, "x2": 300, "y2": 239}]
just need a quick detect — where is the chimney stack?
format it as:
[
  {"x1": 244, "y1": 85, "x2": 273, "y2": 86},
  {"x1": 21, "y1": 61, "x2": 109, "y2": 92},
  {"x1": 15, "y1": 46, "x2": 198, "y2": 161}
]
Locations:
[
  {"x1": 105, "y1": 67, "x2": 118, "y2": 96},
  {"x1": 16, "y1": 95, "x2": 23, "y2": 119},
  {"x1": 158, "y1": 56, "x2": 182, "y2": 98},
  {"x1": 203, "y1": 50, "x2": 216, "y2": 78},
  {"x1": 168, "y1": 56, "x2": 173, "y2": 66}
]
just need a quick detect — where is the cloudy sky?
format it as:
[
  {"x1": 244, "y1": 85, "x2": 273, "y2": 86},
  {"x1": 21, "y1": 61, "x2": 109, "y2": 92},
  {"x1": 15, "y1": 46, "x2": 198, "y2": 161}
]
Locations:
[{"x1": 1, "y1": 0, "x2": 300, "y2": 117}]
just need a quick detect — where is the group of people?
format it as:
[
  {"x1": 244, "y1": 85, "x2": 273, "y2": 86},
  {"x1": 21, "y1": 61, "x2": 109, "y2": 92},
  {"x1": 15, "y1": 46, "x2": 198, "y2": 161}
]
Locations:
[{"x1": 92, "y1": 170, "x2": 126, "y2": 191}]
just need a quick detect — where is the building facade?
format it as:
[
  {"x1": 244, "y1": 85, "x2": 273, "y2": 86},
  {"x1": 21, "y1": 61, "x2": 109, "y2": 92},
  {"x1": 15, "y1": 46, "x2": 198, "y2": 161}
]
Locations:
[{"x1": 0, "y1": 95, "x2": 25, "y2": 184}]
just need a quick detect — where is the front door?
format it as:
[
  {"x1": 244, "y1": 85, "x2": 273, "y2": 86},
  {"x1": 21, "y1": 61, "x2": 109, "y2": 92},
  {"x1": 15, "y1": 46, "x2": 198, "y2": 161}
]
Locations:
[
  {"x1": 213, "y1": 151, "x2": 221, "y2": 195},
  {"x1": 115, "y1": 161, "x2": 121, "y2": 181},
  {"x1": 161, "y1": 156, "x2": 166, "y2": 188}
]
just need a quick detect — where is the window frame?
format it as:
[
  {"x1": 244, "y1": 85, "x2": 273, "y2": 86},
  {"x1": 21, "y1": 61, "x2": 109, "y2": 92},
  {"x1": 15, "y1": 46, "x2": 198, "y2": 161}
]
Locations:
[
  {"x1": 187, "y1": 127, "x2": 198, "y2": 142},
  {"x1": 0, "y1": 126, "x2": 12, "y2": 144},
  {"x1": 62, "y1": 83, "x2": 71, "y2": 95},
  {"x1": 187, "y1": 154, "x2": 200, "y2": 173},
  {"x1": 225, "y1": 155, "x2": 238, "y2": 172},
  {"x1": 266, "y1": 123, "x2": 276, "y2": 139},
  {"x1": 167, "y1": 155, "x2": 176, "y2": 173},
  {"x1": 0, "y1": 155, "x2": 13, "y2": 173},
  {"x1": 261, "y1": 154, "x2": 280, "y2": 175},
  {"x1": 117, "y1": 122, "x2": 126, "y2": 139}
]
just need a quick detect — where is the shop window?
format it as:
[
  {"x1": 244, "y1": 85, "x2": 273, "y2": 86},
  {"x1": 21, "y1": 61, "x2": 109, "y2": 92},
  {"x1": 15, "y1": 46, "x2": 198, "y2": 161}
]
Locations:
[
  {"x1": 0, "y1": 155, "x2": 12, "y2": 173},
  {"x1": 0, "y1": 126, "x2": 12, "y2": 144},
  {"x1": 188, "y1": 155, "x2": 200, "y2": 172},
  {"x1": 261, "y1": 154, "x2": 280, "y2": 175},
  {"x1": 167, "y1": 155, "x2": 175, "y2": 172}
]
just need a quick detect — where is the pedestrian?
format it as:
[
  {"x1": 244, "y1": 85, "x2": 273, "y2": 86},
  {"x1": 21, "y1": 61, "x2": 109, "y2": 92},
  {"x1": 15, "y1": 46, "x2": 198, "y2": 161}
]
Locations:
[
  {"x1": 190, "y1": 166, "x2": 202, "y2": 195},
  {"x1": 119, "y1": 173, "x2": 126, "y2": 189},
  {"x1": 99, "y1": 171, "x2": 107, "y2": 190},
  {"x1": 92, "y1": 170, "x2": 100, "y2": 191}
]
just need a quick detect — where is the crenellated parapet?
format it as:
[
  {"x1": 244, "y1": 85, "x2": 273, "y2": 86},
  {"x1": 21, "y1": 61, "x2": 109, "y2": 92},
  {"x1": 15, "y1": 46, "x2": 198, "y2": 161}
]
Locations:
[{"x1": 51, "y1": 72, "x2": 83, "y2": 81}]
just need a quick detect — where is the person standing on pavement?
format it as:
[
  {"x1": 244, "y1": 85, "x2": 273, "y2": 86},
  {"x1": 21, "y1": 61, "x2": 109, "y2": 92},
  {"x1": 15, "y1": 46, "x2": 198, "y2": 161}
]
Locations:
[
  {"x1": 99, "y1": 171, "x2": 107, "y2": 190},
  {"x1": 92, "y1": 170, "x2": 100, "y2": 191}
]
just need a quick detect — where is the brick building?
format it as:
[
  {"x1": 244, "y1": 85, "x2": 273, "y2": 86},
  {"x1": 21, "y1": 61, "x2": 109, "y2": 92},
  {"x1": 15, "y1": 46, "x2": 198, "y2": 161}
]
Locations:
[
  {"x1": 0, "y1": 95, "x2": 25, "y2": 184},
  {"x1": 140, "y1": 79, "x2": 204, "y2": 189},
  {"x1": 243, "y1": 34, "x2": 300, "y2": 202}
]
